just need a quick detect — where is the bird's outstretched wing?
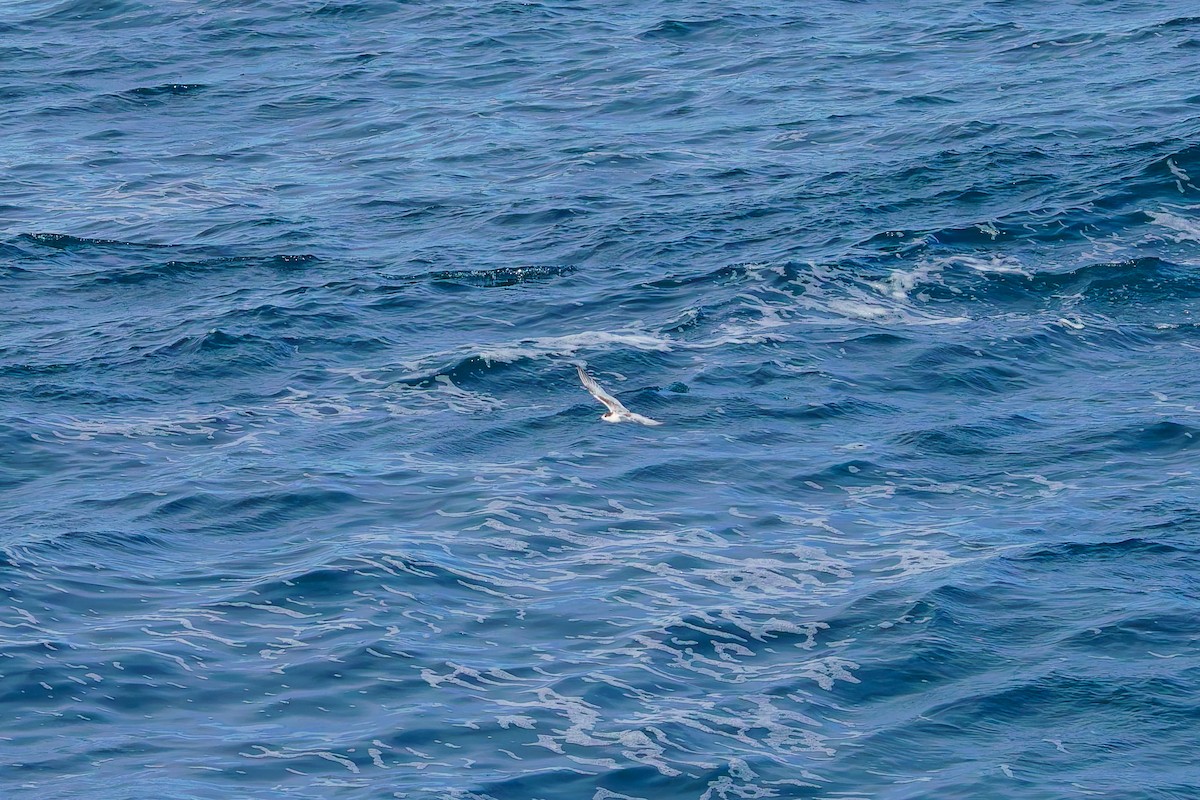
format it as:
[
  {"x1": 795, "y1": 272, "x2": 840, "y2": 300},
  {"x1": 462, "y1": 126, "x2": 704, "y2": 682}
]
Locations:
[
  {"x1": 576, "y1": 365, "x2": 663, "y2": 426},
  {"x1": 576, "y1": 365, "x2": 627, "y2": 416}
]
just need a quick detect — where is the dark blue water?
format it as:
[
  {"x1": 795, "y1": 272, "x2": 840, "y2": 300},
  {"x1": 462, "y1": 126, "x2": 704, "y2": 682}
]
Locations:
[{"x1": 3, "y1": 1, "x2": 1200, "y2": 798}]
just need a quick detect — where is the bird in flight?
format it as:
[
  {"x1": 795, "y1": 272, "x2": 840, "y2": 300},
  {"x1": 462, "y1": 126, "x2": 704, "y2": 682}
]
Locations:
[{"x1": 576, "y1": 364, "x2": 662, "y2": 426}]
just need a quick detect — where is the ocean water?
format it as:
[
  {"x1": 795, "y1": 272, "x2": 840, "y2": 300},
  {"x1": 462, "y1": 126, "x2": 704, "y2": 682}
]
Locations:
[{"x1": 3, "y1": 1, "x2": 1200, "y2": 798}]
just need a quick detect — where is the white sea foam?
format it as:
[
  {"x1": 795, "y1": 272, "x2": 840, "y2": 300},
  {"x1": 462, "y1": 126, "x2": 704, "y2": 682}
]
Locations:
[
  {"x1": 476, "y1": 331, "x2": 672, "y2": 364},
  {"x1": 1146, "y1": 208, "x2": 1200, "y2": 242},
  {"x1": 384, "y1": 374, "x2": 505, "y2": 416},
  {"x1": 799, "y1": 277, "x2": 969, "y2": 326},
  {"x1": 704, "y1": 296, "x2": 792, "y2": 346},
  {"x1": 948, "y1": 254, "x2": 1031, "y2": 276},
  {"x1": 873, "y1": 254, "x2": 1030, "y2": 302},
  {"x1": 1166, "y1": 158, "x2": 1196, "y2": 193}
]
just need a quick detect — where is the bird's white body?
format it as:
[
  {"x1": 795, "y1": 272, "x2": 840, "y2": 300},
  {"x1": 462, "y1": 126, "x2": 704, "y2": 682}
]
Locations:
[{"x1": 577, "y1": 365, "x2": 662, "y2": 426}]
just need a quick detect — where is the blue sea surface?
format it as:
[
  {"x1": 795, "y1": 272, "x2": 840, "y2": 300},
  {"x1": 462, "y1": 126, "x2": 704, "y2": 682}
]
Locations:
[{"x1": 3, "y1": 1, "x2": 1200, "y2": 798}]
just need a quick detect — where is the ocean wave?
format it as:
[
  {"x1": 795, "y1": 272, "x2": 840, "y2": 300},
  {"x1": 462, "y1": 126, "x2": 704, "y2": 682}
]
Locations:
[{"x1": 6, "y1": 1, "x2": 1200, "y2": 797}]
